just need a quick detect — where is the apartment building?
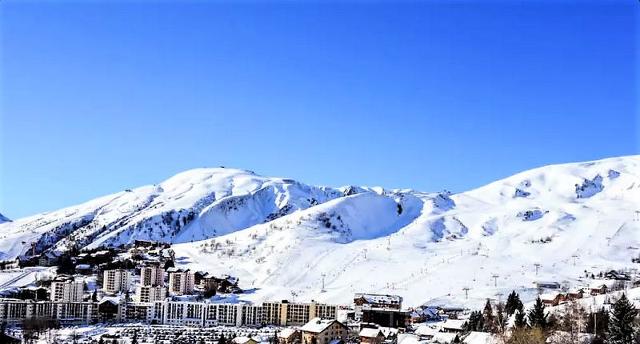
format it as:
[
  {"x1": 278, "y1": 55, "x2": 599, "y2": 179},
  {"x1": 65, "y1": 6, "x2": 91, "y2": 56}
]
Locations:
[
  {"x1": 135, "y1": 285, "x2": 167, "y2": 303},
  {"x1": 167, "y1": 268, "x2": 195, "y2": 295},
  {"x1": 262, "y1": 300, "x2": 337, "y2": 326},
  {"x1": 0, "y1": 298, "x2": 340, "y2": 328},
  {"x1": 50, "y1": 276, "x2": 84, "y2": 302},
  {"x1": 140, "y1": 265, "x2": 165, "y2": 287},
  {"x1": 103, "y1": 269, "x2": 131, "y2": 294}
]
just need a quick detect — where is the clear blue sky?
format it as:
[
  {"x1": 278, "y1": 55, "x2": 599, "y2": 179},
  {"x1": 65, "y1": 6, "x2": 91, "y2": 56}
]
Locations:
[{"x1": 1, "y1": 1, "x2": 638, "y2": 219}]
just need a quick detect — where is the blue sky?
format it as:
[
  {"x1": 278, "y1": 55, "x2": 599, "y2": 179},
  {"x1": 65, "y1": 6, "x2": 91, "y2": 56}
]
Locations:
[{"x1": 1, "y1": 1, "x2": 638, "y2": 219}]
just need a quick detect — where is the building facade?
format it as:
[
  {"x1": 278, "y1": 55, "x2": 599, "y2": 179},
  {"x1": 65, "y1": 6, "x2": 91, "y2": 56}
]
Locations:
[
  {"x1": 103, "y1": 269, "x2": 130, "y2": 294},
  {"x1": 50, "y1": 277, "x2": 84, "y2": 302},
  {"x1": 140, "y1": 266, "x2": 165, "y2": 287},
  {"x1": 168, "y1": 269, "x2": 195, "y2": 295}
]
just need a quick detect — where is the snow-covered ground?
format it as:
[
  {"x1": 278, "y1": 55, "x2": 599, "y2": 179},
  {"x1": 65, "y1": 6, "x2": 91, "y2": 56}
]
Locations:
[{"x1": 1, "y1": 155, "x2": 639, "y2": 309}]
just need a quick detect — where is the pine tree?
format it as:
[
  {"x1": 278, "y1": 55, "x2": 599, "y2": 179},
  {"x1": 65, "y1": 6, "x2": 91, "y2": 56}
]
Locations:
[
  {"x1": 514, "y1": 309, "x2": 527, "y2": 329},
  {"x1": 131, "y1": 330, "x2": 139, "y2": 344},
  {"x1": 608, "y1": 294, "x2": 638, "y2": 344},
  {"x1": 527, "y1": 297, "x2": 548, "y2": 330},
  {"x1": 482, "y1": 299, "x2": 495, "y2": 333},
  {"x1": 218, "y1": 333, "x2": 227, "y2": 344},
  {"x1": 505, "y1": 291, "x2": 524, "y2": 316},
  {"x1": 465, "y1": 311, "x2": 484, "y2": 332},
  {"x1": 495, "y1": 302, "x2": 506, "y2": 334}
]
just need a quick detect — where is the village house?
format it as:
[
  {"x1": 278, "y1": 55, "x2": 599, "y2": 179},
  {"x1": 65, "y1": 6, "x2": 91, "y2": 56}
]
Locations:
[
  {"x1": 566, "y1": 288, "x2": 585, "y2": 301},
  {"x1": 440, "y1": 319, "x2": 466, "y2": 333},
  {"x1": 232, "y1": 337, "x2": 260, "y2": 344},
  {"x1": 359, "y1": 328, "x2": 385, "y2": 344},
  {"x1": 300, "y1": 318, "x2": 348, "y2": 344},
  {"x1": 540, "y1": 293, "x2": 566, "y2": 307},
  {"x1": 278, "y1": 328, "x2": 301, "y2": 344}
]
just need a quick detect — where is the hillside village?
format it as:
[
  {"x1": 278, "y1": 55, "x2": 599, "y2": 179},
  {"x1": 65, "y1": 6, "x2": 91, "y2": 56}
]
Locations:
[{"x1": 1, "y1": 239, "x2": 640, "y2": 343}]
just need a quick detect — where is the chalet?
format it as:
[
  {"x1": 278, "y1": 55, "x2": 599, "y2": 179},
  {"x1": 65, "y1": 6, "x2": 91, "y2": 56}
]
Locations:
[
  {"x1": 278, "y1": 328, "x2": 301, "y2": 344},
  {"x1": 408, "y1": 307, "x2": 440, "y2": 323},
  {"x1": 540, "y1": 293, "x2": 566, "y2": 306},
  {"x1": 590, "y1": 281, "x2": 615, "y2": 295},
  {"x1": 359, "y1": 328, "x2": 385, "y2": 344},
  {"x1": 566, "y1": 288, "x2": 585, "y2": 301},
  {"x1": 300, "y1": 318, "x2": 348, "y2": 344},
  {"x1": 440, "y1": 319, "x2": 466, "y2": 333},
  {"x1": 605, "y1": 270, "x2": 631, "y2": 281},
  {"x1": 232, "y1": 337, "x2": 259, "y2": 344}
]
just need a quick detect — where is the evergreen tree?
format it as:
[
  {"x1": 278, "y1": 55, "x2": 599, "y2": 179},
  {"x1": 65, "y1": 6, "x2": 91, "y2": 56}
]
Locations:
[
  {"x1": 527, "y1": 297, "x2": 548, "y2": 330},
  {"x1": 98, "y1": 337, "x2": 104, "y2": 344},
  {"x1": 586, "y1": 307, "x2": 609, "y2": 338},
  {"x1": 482, "y1": 299, "x2": 495, "y2": 333},
  {"x1": 495, "y1": 302, "x2": 506, "y2": 334},
  {"x1": 218, "y1": 333, "x2": 227, "y2": 344},
  {"x1": 505, "y1": 291, "x2": 524, "y2": 316},
  {"x1": 131, "y1": 330, "x2": 138, "y2": 344},
  {"x1": 92, "y1": 290, "x2": 98, "y2": 302},
  {"x1": 465, "y1": 311, "x2": 484, "y2": 332},
  {"x1": 514, "y1": 309, "x2": 527, "y2": 329},
  {"x1": 608, "y1": 294, "x2": 638, "y2": 344}
]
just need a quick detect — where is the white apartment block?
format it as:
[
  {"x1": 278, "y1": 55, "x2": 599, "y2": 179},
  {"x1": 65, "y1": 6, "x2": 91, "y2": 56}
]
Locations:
[
  {"x1": 103, "y1": 269, "x2": 131, "y2": 294},
  {"x1": 140, "y1": 265, "x2": 165, "y2": 287},
  {"x1": 50, "y1": 278, "x2": 84, "y2": 302},
  {"x1": 168, "y1": 269, "x2": 194, "y2": 295},
  {"x1": 0, "y1": 298, "x2": 338, "y2": 328},
  {"x1": 135, "y1": 285, "x2": 167, "y2": 303}
]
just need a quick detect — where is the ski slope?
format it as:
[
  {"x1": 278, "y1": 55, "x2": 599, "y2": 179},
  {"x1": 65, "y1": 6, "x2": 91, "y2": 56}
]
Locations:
[{"x1": 1, "y1": 155, "x2": 639, "y2": 308}]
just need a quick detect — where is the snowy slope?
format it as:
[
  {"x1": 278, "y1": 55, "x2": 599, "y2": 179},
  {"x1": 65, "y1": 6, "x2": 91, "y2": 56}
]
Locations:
[
  {"x1": 0, "y1": 168, "x2": 343, "y2": 260},
  {"x1": 172, "y1": 156, "x2": 640, "y2": 307},
  {"x1": 1, "y1": 156, "x2": 639, "y2": 309}
]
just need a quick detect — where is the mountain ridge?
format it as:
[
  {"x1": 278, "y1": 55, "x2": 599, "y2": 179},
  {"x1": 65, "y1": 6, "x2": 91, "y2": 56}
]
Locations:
[{"x1": 1, "y1": 155, "x2": 638, "y2": 307}]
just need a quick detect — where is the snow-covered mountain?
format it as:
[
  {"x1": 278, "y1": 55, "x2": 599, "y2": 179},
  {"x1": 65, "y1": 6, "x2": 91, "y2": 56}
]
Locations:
[
  {"x1": 1, "y1": 156, "x2": 639, "y2": 307},
  {"x1": 0, "y1": 213, "x2": 10, "y2": 223}
]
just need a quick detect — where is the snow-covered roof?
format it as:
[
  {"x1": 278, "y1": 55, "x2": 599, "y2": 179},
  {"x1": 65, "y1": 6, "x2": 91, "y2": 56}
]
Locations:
[
  {"x1": 414, "y1": 325, "x2": 437, "y2": 337},
  {"x1": 540, "y1": 293, "x2": 561, "y2": 301},
  {"x1": 432, "y1": 333, "x2": 458, "y2": 344},
  {"x1": 359, "y1": 328, "x2": 383, "y2": 338},
  {"x1": 589, "y1": 280, "x2": 617, "y2": 289},
  {"x1": 278, "y1": 328, "x2": 298, "y2": 339},
  {"x1": 441, "y1": 319, "x2": 466, "y2": 331},
  {"x1": 300, "y1": 318, "x2": 342, "y2": 333},
  {"x1": 355, "y1": 293, "x2": 402, "y2": 304},
  {"x1": 232, "y1": 337, "x2": 257, "y2": 344},
  {"x1": 463, "y1": 332, "x2": 497, "y2": 344},
  {"x1": 397, "y1": 334, "x2": 420, "y2": 344},
  {"x1": 76, "y1": 264, "x2": 91, "y2": 270}
]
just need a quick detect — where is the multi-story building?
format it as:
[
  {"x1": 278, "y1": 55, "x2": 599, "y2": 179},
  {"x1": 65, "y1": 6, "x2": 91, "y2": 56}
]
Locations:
[
  {"x1": 0, "y1": 298, "x2": 341, "y2": 328},
  {"x1": 50, "y1": 276, "x2": 84, "y2": 302},
  {"x1": 353, "y1": 293, "x2": 403, "y2": 321},
  {"x1": 262, "y1": 300, "x2": 337, "y2": 326},
  {"x1": 168, "y1": 268, "x2": 194, "y2": 295},
  {"x1": 103, "y1": 269, "x2": 130, "y2": 294},
  {"x1": 0, "y1": 299, "x2": 98, "y2": 324},
  {"x1": 135, "y1": 285, "x2": 167, "y2": 303},
  {"x1": 140, "y1": 265, "x2": 165, "y2": 287}
]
